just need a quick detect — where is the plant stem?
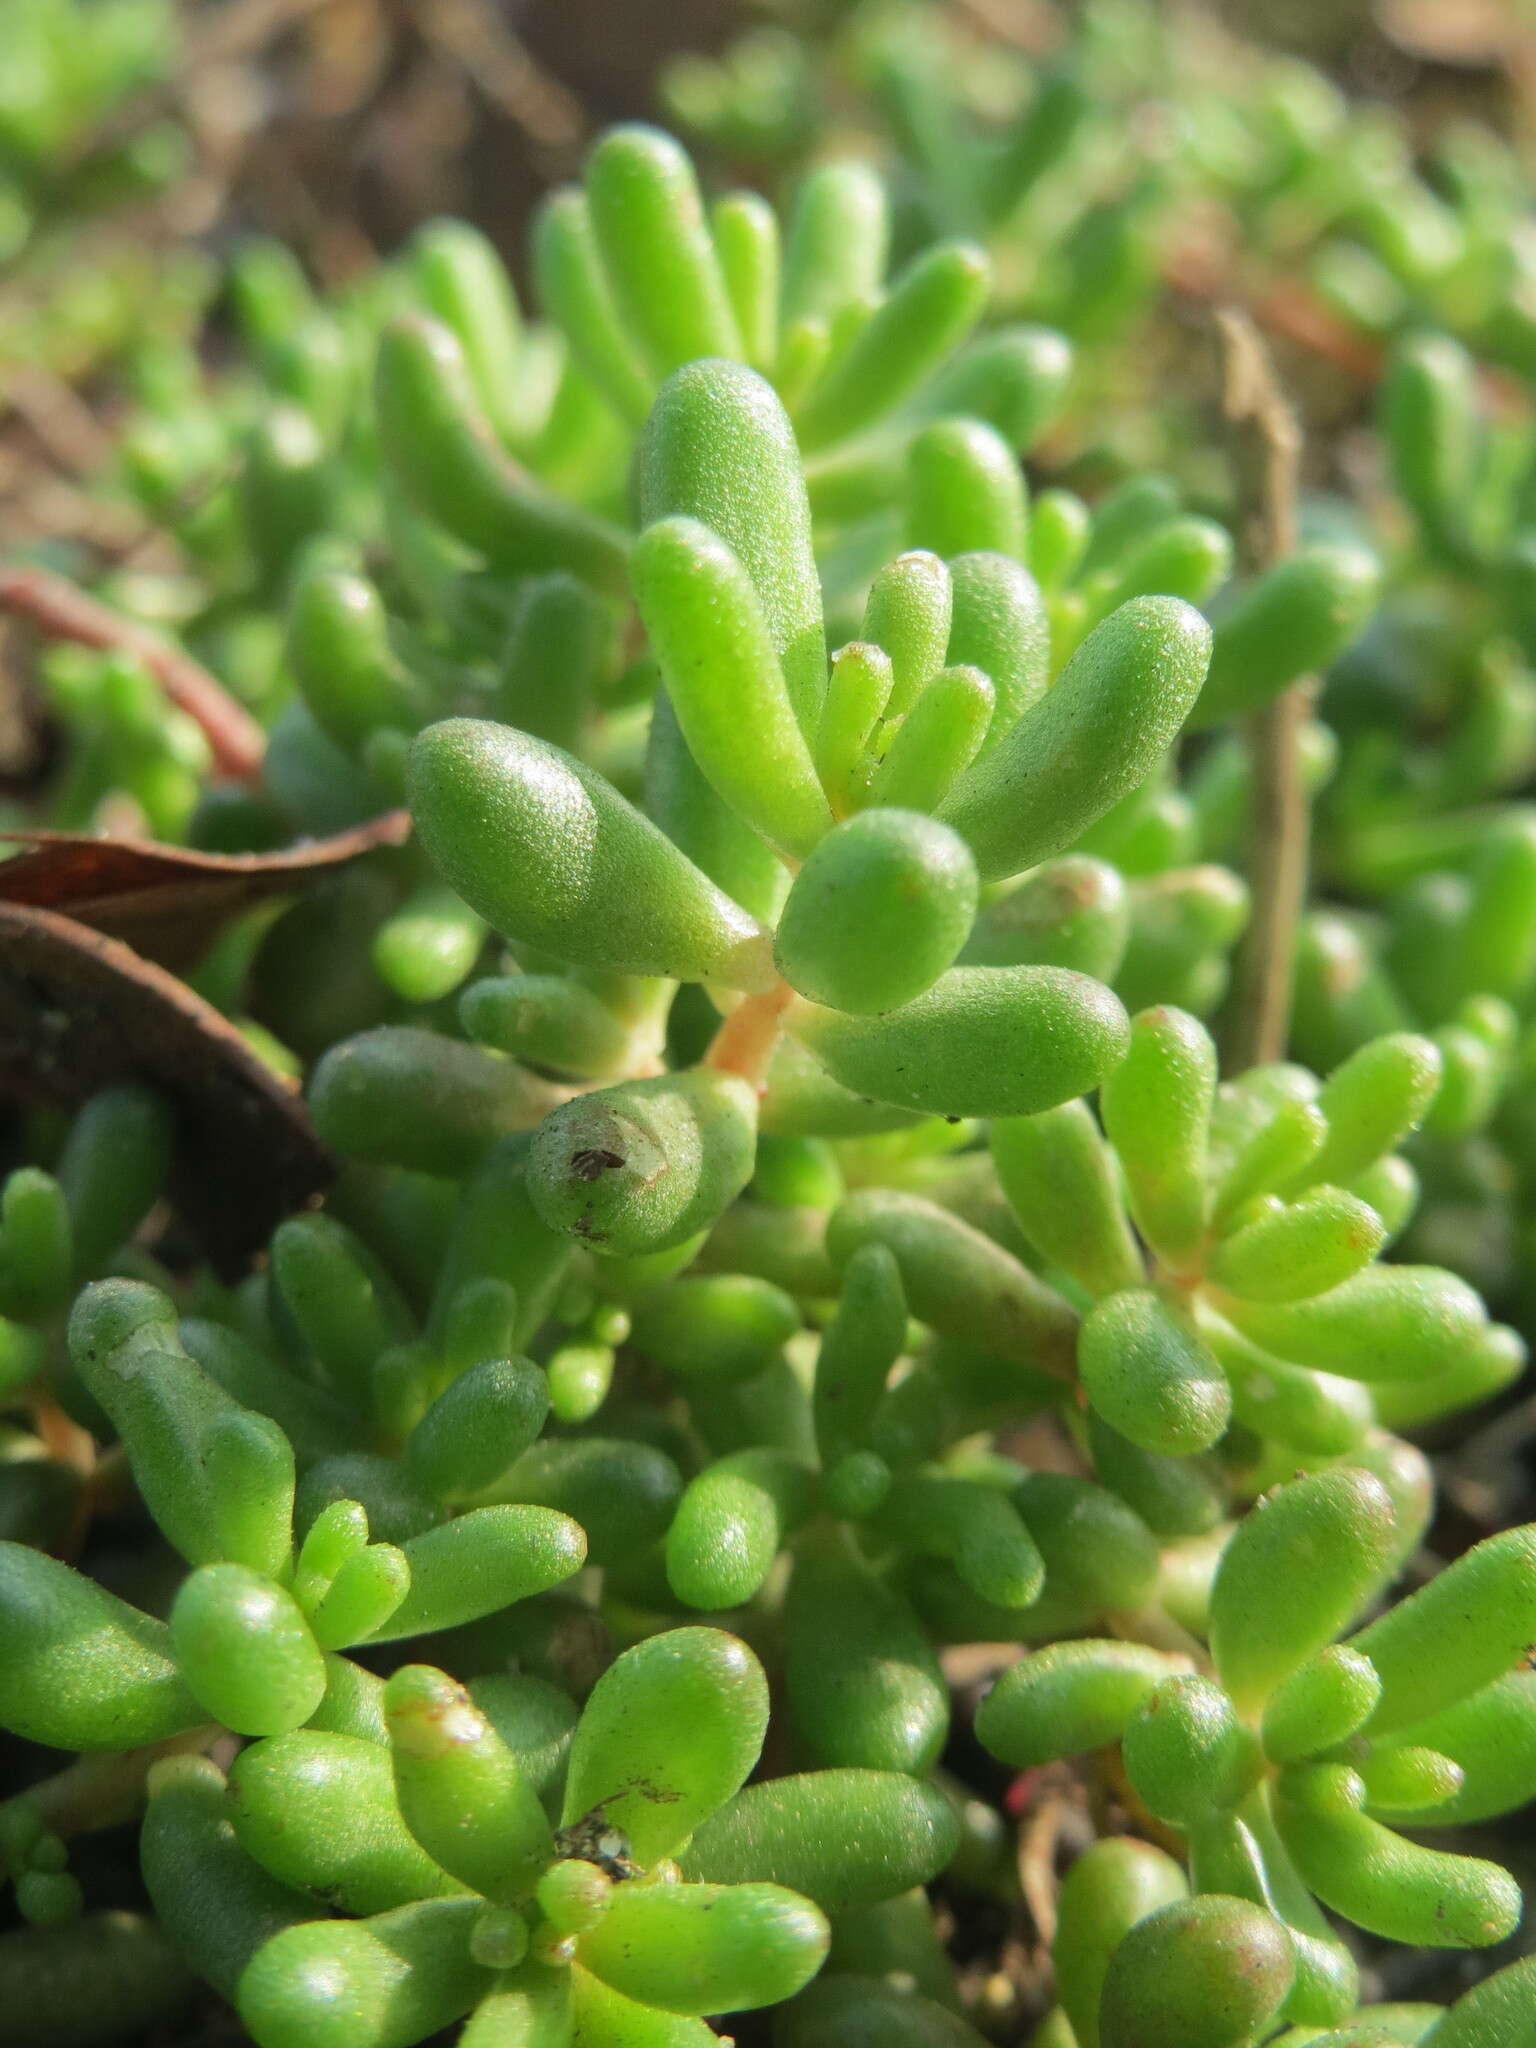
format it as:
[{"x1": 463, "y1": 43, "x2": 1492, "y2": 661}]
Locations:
[
  {"x1": 705, "y1": 981, "x2": 798, "y2": 1090},
  {"x1": 1215, "y1": 309, "x2": 1311, "y2": 1075},
  {"x1": 20, "y1": 1727, "x2": 220, "y2": 1839},
  {"x1": 0, "y1": 565, "x2": 267, "y2": 783}
]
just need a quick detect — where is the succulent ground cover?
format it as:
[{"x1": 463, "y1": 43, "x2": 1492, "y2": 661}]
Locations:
[{"x1": 5, "y1": 4, "x2": 1536, "y2": 2045}]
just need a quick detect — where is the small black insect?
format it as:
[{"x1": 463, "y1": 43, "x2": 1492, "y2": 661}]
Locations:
[{"x1": 553, "y1": 1807, "x2": 641, "y2": 1882}]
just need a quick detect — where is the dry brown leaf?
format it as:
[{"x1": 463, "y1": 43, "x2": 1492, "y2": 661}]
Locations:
[
  {"x1": 0, "y1": 810, "x2": 411, "y2": 970},
  {"x1": 0, "y1": 901, "x2": 334, "y2": 1274}
]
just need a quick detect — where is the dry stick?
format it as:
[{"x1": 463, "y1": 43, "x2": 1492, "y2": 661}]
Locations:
[
  {"x1": 0, "y1": 565, "x2": 267, "y2": 783},
  {"x1": 1216, "y1": 308, "x2": 1311, "y2": 1075},
  {"x1": 63, "y1": 0, "x2": 348, "y2": 172},
  {"x1": 417, "y1": 0, "x2": 588, "y2": 155}
]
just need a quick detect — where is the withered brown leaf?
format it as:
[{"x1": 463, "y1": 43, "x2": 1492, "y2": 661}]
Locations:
[
  {"x1": 0, "y1": 811, "x2": 411, "y2": 971},
  {"x1": 0, "y1": 902, "x2": 335, "y2": 1274}
]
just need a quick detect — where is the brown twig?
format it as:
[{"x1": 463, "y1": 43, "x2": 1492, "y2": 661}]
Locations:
[
  {"x1": 1165, "y1": 242, "x2": 1385, "y2": 385},
  {"x1": 705, "y1": 982, "x2": 798, "y2": 1091},
  {"x1": 3, "y1": 366, "x2": 119, "y2": 480},
  {"x1": 63, "y1": 0, "x2": 347, "y2": 172},
  {"x1": 1016, "y1": 1767, "x2": 1081, "y2": 1952},
  {"x1": 415, "y1": 0, "x2": 588, "y2": 157},
  {"x1": 0, "y1": 565, "x2": 266, "y2": 783},
  {"x1": 1215, "y1": 309, "x2": 1310, "y2": 1075}
]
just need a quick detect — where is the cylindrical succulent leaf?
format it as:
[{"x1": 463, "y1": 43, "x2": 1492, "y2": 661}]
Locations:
[
  {"x1": 527, "y1": 1070, "x2": 758, "y2": 1256},
  {"x1": 639, "y1": 360, "x2": 826, "y2": 731},
  {"x1": 793, "y1": 965, "x2": 1129, "y2": 1119},
  {"x1": 236, "y1": 1897, "x2": 492, "y2": 2048},
  {"x1": 0, "y1": 1542, "x2": 202, "y2": 1752},
  {"x1": 774, "y1": 810, "x2": 977, "y2": 1014},
  {"x1": 1209, "y1": 1469, "x2": 1399, "y2": 1711},
  {"x1": 387, "y1": 1665, "x2": 555, "y2": 1901},
  {"x1": 785, "y1": 1532, "x2": 949, "y2": 1775},
  {"x1": 375, "y1": 317, "x2": 628, "y2": 594},
  {"x1": 575, "y1": 1878, "x2": 829, "y2": 2016},
  {"x1": 409, "y1": 720, "x2": 775, "y2": 991},
  {"x1": 1099, "y1": 1005, "x2": 1216, "y2": 1270},
  {"x1": 938, "y1": 597, "x2": 1211, "y2": 882},
  {"x1": 229, "y1": 1732, "x2": 461, "y2": 1915},
  {"x1": 992, "y1": 1102, "x2": 1144, "y2": 1297},
  {"x1": 1052, "y1": 1838, "x2": 1188, "y2": 2048},
  {"x1": 171, "y1": 1566, "x2": 326, "y2": 1739},
  {"x1": 583, "y1": 126, "x2": 742, "y2": 375},
  {"x1": 633, "y1": 516, "x2": 832, "y2": 859},
  {"x1": 1097, "y1": 1895, "x2": 1295, "y2": 2048},
  {"x1": 561, "y1": 1628, "x2": 769, "y2": 1864},
  {"x1": 975, "y1": 1641, "x2": 1180, "y2": 1767},
  {"x1": 1274, "y1": 1764, "x2": 1521, "y2": 1949},
  {"x1": 1077, "y1": 1291, "x2": 1231, "y2": 1457},
  {"x1": 679, "y1": 1769, "x2": 959, "y2": 1912}
]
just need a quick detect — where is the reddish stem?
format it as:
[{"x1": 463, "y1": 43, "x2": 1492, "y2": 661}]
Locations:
[
  {"x1": 705, "y1": 982, "x2": 797, "y2": 1091},
  {"x1": 0, "y1": 565, "x2": 266, "y2": 783}
]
